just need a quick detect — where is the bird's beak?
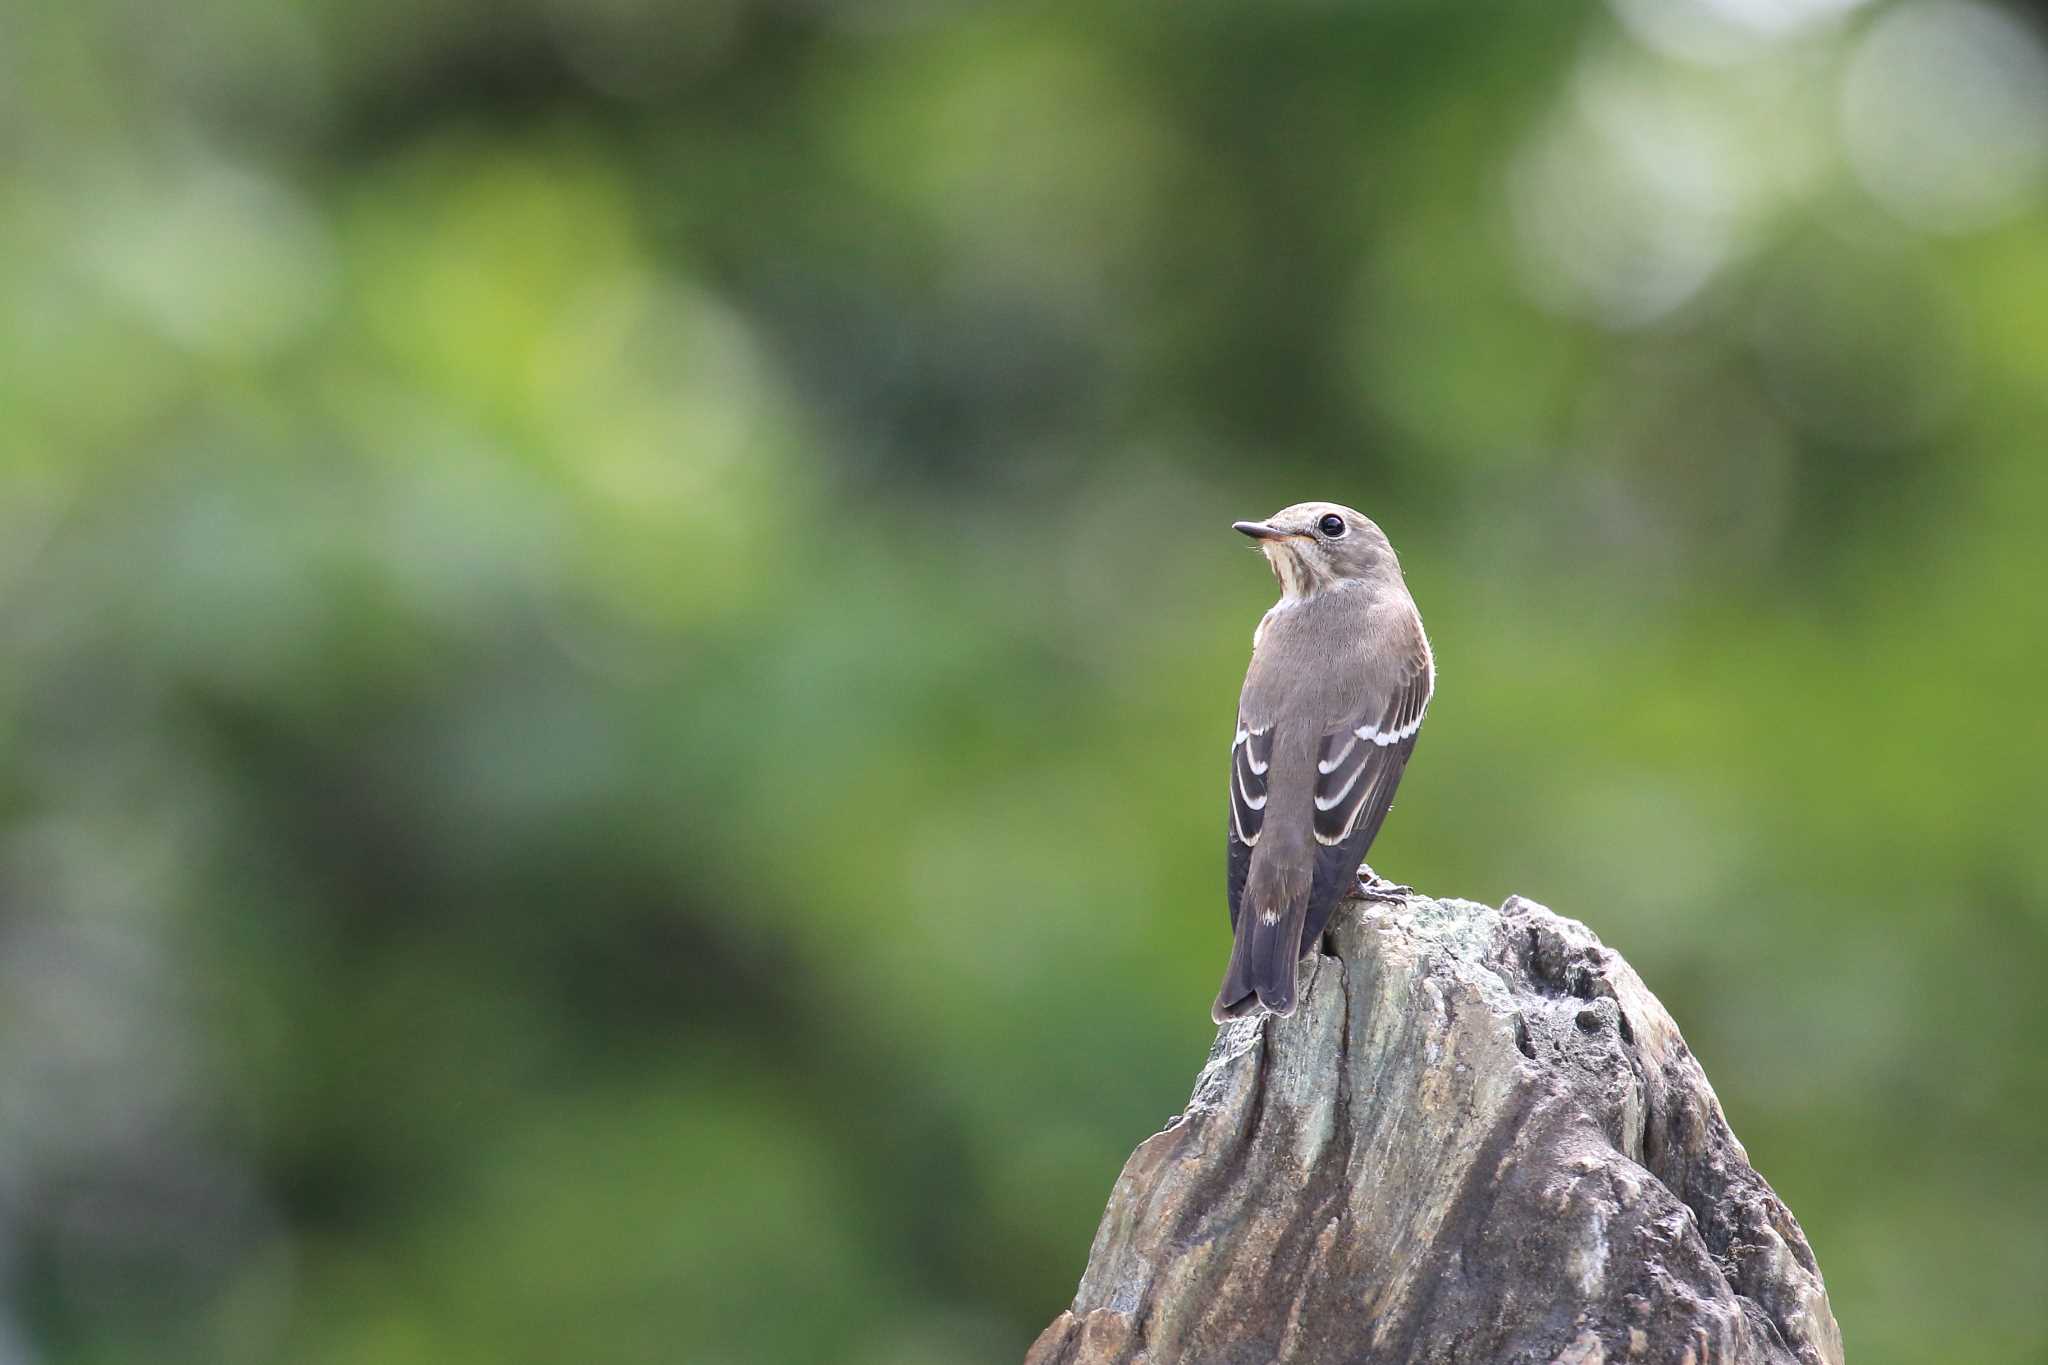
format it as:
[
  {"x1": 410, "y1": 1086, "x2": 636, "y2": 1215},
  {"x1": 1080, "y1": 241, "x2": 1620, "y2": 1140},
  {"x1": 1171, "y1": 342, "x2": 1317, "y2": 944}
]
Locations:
[{"x1": 1233, "y1": 520, "x2": 1289, "y2": 541}]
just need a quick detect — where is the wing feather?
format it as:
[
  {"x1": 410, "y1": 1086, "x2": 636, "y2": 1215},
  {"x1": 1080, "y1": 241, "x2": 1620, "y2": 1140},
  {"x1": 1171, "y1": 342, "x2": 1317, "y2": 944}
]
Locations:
[
  {"x1": 1226, "y1": 723, "x2": 1273, "y2": 930},
  {"x1": 1311, "y1": 647, "x2": 1432, "y2": 848},
  {"x1": 1228, "y1": 724, "x2": 1273, "y2": 847}
]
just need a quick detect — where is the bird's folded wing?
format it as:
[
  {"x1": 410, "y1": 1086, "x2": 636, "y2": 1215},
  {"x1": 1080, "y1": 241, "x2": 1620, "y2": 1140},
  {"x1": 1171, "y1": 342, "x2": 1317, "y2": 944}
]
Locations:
[
  {"x1": 1312, "y1": 651, "x2": 1432, "y2": 848},
  {"x1": 1229, "y1": 723, "x2": 1274, "y2": 847}
]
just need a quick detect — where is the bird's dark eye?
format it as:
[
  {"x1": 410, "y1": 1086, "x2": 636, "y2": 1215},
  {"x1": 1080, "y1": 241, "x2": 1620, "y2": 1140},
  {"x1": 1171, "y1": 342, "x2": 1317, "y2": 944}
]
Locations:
[{"x1": 1317, "y1": 513, "x2": 1347, "y2": 538}]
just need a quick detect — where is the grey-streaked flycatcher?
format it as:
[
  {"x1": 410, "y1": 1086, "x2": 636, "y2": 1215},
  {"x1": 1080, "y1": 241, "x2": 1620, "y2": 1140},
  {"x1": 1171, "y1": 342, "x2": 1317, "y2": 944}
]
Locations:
[{"x1": 1213, "y1": 501, "x2": 1434, "y2": 1023}]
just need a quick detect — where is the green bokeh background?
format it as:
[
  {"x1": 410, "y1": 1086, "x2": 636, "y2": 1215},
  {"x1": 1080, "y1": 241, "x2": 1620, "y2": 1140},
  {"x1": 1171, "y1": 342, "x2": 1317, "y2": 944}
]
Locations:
[{"x1": 5, "y1": 0, "x2": 2047, "y2": 1361}]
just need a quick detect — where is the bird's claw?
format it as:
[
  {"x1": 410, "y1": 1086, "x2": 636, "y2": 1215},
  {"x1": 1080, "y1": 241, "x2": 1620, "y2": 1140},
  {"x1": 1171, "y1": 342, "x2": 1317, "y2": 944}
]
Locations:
[{"x1": 1354, "y1": 864, "x2": 1414, "y2": 904}]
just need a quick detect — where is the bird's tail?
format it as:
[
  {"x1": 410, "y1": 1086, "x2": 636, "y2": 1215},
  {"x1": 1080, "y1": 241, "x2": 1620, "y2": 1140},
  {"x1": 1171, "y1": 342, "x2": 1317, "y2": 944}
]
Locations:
[{"x1": 1210, "y1": 885, "x2": 1312, "y2": 1024}]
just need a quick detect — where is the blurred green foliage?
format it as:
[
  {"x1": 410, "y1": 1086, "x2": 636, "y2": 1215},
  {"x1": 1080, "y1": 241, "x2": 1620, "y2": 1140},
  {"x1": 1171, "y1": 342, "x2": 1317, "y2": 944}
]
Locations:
[{"x1": 3, "y1": 0, "x2": 2047, "y2": 1361}]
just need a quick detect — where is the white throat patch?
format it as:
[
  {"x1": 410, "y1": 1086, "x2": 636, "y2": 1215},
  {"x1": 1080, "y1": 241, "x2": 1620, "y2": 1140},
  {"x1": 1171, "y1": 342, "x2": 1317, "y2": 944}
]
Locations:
[{"x1": 1265, "y1": 543, "x2": 1311, "y2": 600}]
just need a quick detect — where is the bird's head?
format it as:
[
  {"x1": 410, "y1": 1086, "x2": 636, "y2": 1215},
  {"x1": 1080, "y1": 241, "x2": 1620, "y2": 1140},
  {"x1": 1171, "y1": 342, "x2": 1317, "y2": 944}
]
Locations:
[{"x1": 1233, "y1": 501, "x2": 1394, "y2": 599}]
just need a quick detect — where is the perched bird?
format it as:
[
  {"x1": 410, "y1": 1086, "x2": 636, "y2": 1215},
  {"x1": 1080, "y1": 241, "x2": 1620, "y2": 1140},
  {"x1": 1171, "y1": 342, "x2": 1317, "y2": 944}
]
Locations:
[{"x1": 1213, "y1": 502, "x2": 1434, "y2": 1023}]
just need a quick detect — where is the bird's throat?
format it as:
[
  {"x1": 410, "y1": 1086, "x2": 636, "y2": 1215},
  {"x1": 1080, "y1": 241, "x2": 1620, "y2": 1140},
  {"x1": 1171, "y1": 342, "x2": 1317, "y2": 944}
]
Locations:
[{"x1": 1265, "y1": 544, "x2": 1312, "y2": 601}]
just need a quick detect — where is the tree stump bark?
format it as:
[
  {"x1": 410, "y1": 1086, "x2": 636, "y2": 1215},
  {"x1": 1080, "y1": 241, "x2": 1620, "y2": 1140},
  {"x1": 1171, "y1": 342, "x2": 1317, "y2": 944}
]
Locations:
[{"x1": 1028, "y1": 894, "x2": 1843, "y2": 1365}]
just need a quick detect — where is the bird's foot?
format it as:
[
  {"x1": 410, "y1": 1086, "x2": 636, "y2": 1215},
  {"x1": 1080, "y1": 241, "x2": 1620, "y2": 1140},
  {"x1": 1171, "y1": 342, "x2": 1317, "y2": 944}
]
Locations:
[{"x1": 1354, "y1": 864, "x2": 1414, "y2": 904}]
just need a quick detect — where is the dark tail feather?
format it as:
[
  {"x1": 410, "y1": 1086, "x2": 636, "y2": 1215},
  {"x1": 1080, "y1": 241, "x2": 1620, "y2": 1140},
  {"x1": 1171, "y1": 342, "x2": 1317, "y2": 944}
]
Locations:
[{"x1": 1210, "y1": 896, "x2": 1311, "y2": 1024}]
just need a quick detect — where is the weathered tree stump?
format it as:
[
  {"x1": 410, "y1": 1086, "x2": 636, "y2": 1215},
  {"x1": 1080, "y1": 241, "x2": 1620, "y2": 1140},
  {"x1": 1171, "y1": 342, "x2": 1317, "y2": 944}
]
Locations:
[{"x1": 1029, "y1": 894, "x2": 1842, "y2": 1365}]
